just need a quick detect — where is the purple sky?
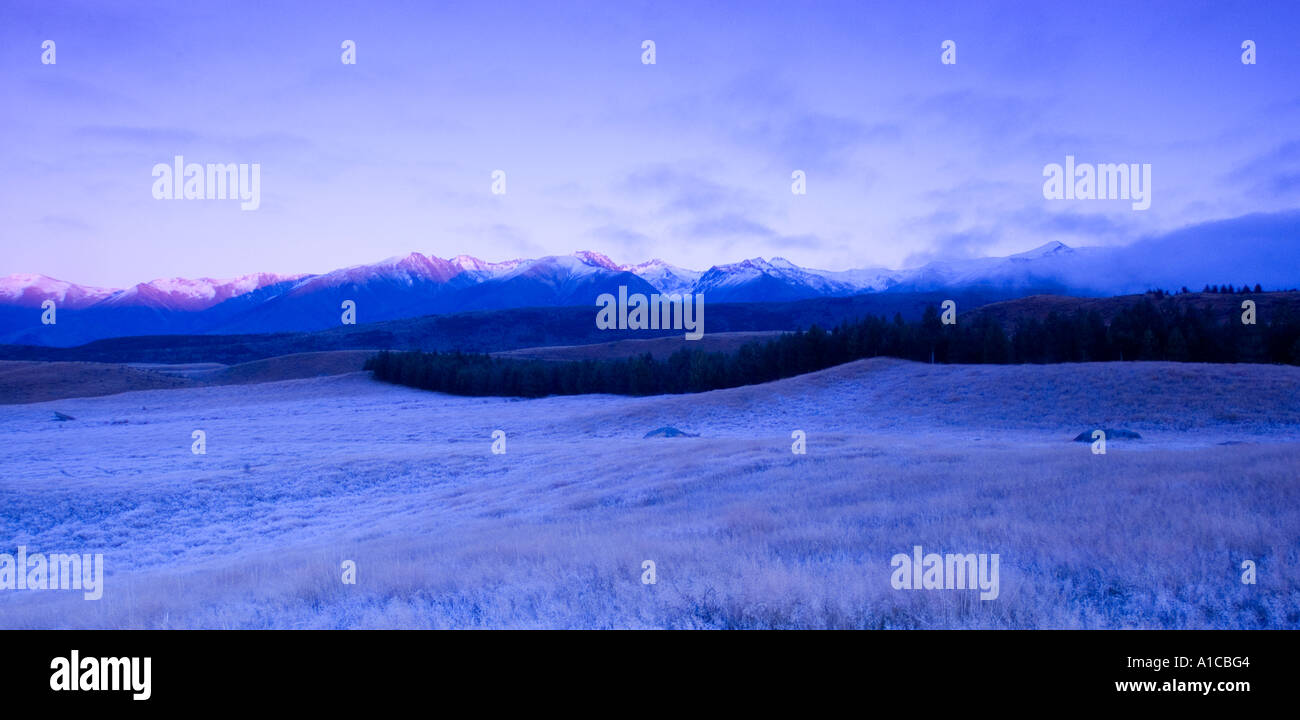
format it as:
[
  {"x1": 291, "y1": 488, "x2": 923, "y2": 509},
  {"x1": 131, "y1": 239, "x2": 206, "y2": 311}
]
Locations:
[{"x1": 2, "y1": 0, "x2": 1298, "y2": 286}]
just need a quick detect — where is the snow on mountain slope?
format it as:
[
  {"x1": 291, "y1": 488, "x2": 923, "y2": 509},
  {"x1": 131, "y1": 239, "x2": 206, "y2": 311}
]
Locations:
[
  {"x1": 0, "y1": 244, "x2": 1086, "y2": 344},
  {"x1": 694, "y1": 258, "x2": 774, "y2": 293},
  {"x1": 7, "y1": 232, "x2": 1263, "y2": 345},
  {"x1": 891, "y1": 241, "x2": 1106, "y2": 291},
  {"x1": 807, "y1": 266, "x2": 899, "y2": 292},
  {"x1": 505, "y1": 254, "x2": 612, "y2": 283},
  {"x1": 99, "y1": 273, "x2": 309, "y2": 312},
  {"x1": 694, "y1": 257, "x2": 856, "y2": 302},
  {"x1": 1010, "y1": 239, "x2": 1071, "y2": 259},
  {"x1": 0, "y1": 274, "x2": 117, "y2": 309},
  {"x1": 621, "y1": 259, "x2": 702, "y2": 296},
  {"x1": 0, "y1": 240, "x2": 1130, "y2": 316},
  {"x1": 289, "y1": 252, "x2": 460, "y2": 294},
  {"x1": 452, "y1": 254, "x2": 525, "y2": 278},
  {"x1": 449, "y1": 253, "x2": 661, "y2": 311},
  {"x1": 571, "y1": 250, "x2": 621, "y2": 271}
]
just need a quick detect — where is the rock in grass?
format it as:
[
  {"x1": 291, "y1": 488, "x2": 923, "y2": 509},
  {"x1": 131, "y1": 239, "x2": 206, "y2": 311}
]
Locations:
[
  {"x1": 644, "y1": 426, "x2": 699, "y2": 439},
  {"x1": 1072, "y1": 428, "x2": 1140, "y2": 441}
]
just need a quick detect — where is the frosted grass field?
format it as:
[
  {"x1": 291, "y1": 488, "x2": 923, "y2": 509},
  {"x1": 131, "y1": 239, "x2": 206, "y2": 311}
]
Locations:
[{"x1": 1, "y1": 358, "x2": 1297, "y2": 628}]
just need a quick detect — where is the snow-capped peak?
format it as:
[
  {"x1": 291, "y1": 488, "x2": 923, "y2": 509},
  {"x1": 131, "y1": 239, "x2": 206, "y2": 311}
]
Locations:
[
  {"x1": 0, "y1": 273, "x2": 119, "y2": 309},
  {"x1": 1011, "y1": 240, "x2": 1073, "y2": 259},
  {"x1": 103, "y1": 272, "x2": 307, "y2": 311},
  {"x1": 620, "y1": 259, "x2": 703, "y2": 295},
  {"x1": 0, "y1": 239, "x2": 1101, "y2": 318},
  {"x1": 295, "y1": 252, "x2": 463, "y2": 292},
  {"x1": 450, "y1": 254, "x2": 516, "y2": 272},
  {"x1": 572, "y1": 250, "x2": 621, "y2": 271}
]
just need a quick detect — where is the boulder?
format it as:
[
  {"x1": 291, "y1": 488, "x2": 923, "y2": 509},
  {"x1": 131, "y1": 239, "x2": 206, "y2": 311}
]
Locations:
[{"x1": 643, "y1": 426, "x2": 699, "y2": 439}]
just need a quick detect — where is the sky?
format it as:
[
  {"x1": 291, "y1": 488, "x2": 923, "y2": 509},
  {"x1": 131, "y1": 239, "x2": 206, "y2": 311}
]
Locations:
[{"x1": 1, "y1": 0, "x2": 1298, "y2": 287}]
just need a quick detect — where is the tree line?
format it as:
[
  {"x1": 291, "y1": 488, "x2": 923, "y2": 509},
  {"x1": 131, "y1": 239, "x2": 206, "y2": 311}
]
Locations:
[{"x1": 365, "y1": 295, "x2": 1300, "y2": 397}]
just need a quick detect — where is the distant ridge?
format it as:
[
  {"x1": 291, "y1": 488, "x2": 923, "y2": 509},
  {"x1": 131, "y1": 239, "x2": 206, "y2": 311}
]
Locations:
[{"x1": 5, "y1": 209, "x2": 1300, "y2": 346}]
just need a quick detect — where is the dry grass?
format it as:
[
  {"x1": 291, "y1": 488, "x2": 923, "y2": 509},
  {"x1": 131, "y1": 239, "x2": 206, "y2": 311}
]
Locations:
[
  {"x1": 0, "y1": 350, "x2": 375, "y2": 405},
  {"x1": 1, "y1": 359, "x2": 1296, "y2": 628}
]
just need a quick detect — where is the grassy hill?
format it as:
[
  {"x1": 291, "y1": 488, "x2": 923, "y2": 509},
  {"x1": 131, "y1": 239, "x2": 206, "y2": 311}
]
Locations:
[{"x1": 2, "y1": 358, "x2": 1295, "y2": 628}]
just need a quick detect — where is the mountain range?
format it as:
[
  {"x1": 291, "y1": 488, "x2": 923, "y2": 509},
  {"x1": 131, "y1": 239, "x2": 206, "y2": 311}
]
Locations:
[
  {"x1": 4, "y1": 210, "x2": 1298, "y2": 347},
  {"x1": 0, "y1": 243, "x2": 1074, "y2": 346}
]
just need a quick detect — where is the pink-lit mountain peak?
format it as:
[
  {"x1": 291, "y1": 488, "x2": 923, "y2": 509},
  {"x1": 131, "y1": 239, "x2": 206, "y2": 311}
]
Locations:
[
  {"x1": 571, "y1": 250, "x2": 621, "y2": 271},
  {"x1": 0, "y1": 273, "x2": 117, "y2": 309},
  {"x1": 451, "y1": 254, "x2": 526, "y2": 274},
  {"x1": 106, "y1": 273, "x2": 307, "y2": 311},
  {"x1": 296, "y1": 252, "x2": 462, "y2": 291}
]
